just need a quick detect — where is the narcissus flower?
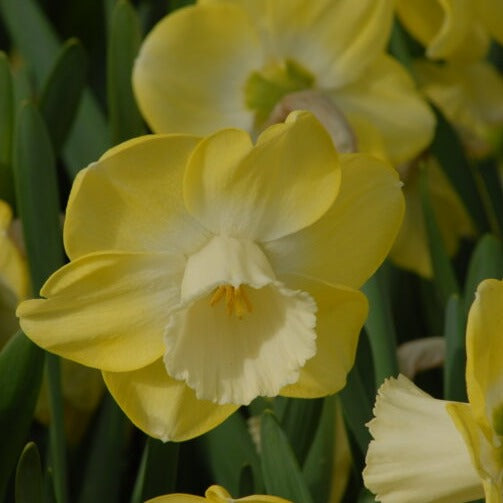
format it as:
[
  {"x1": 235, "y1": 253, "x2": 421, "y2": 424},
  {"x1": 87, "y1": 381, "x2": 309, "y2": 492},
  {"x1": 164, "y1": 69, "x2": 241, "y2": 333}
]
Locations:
[
  {"x1": 146, "y1": 485, "x2": 291, "y2": 503},
  {"x1": 133, "y1": 0, "x2": 434, "y2": 165},
  {"x1": 396, "y1": 0, "x2": 503, "y2": 62},
  {"x1": 0, "y1": 199, "x2": 29, "y2": 347},
  {"x1": 414, "y1": 59, "x2": 503, "y2": 159},
  {"x1": 18, "y1": 112, "x2": 404, "y2": 441},
  {"x1": 364, "y1": 278, "x2": 503, "y2": 502}
]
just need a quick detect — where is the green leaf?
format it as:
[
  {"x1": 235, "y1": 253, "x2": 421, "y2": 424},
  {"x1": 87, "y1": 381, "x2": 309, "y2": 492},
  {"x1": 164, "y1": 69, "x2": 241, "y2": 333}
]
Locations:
[
  {"x1": 0, "y1": 52, "x2": 15, "y2": 208},
  {"x1": 429, "y1": 106, "x2": 490, "y2": 233},
  {"x1": 13, "y1": 102, "x2": 63, "y2": 292},
  {"x1": 201, "y1": 411, "x2": 263, "y2": 496},
  {"x1": 338, "y1": 366, "x2": 373, "y2": 455},
  {"x1": 78, "y1": 394, "x2": 130, "y2": 503},
  {"x1": 131, "y1": 439, "x2": 178, "y2": 503},
  {"x1": 443, "y1": 295, "x2": 467, "y2": 402},
  {"x1": 260, "y1": 411, "x2": 314, "y2": 503},
  {"x1": 0, "y1": 332, "x2": 44, "y2": 500},
  {"x1": 273, "y1": 397, "x2": 323, "y2": 466},
  {"x1": 464, "y1": 234, "x2": 503, "y2": 315},
  {"x1": 420, "y1": 162, "x2": 460, "y2": 305},
  {"x1": 15, "y1": 442, "x2": 43, "y2": 503},
  {"x1": 302, "y1": 396, "x2": 336, "y2": 503},
  {"x1": 0, "y1": 0, "x2": 109, "y2": 178},
  {"x1": 477, "y1": 158, "x2": 503, "y2": 236},
  {"x1": 108, "y1": 0, "x2": 145, "y2": 145},
  {"x1": 362, "y1": 267, "x2": 399, "y2": 387},
  {"x1": 39, "y1": 39, "x2": 87, "y2": 156}
]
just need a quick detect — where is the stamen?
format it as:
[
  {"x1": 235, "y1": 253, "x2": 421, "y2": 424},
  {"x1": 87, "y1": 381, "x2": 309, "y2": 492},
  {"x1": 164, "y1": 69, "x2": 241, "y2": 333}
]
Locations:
[{"x1": 209, "y1": 284, "x2": 253, "y2": 319}]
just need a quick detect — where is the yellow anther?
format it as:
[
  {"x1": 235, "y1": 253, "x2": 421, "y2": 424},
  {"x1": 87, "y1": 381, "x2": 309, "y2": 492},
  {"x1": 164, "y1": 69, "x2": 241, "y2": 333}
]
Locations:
[{"x1": 209, "y1": 284, "x2": 253, "y2": 319}]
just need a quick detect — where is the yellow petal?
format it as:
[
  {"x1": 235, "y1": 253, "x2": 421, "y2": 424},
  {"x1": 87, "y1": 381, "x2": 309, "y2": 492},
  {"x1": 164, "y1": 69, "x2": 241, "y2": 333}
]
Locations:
[
  {"x1": 64, "y1": 134, "x2": 206, "y2": 260},
  {"x1": 465, "y1": 278, "x2": 503, "y2": 433},
  {"x1": 390, "y1": 156, "x2": 473, "y2": 277},
  {"x1": 333, "y1": 55, "x2": 435, "y2": 165},
  {"x1": 396, "y1": 0, "x2": 489, "y2": 61},
  {"x1": 263, "y1": 152, "x2": 404, "y2": 289},
  {"x1": 203, "y1": 0, "x2": 393, "y2": 89},
  {"x1": 364, "y1": 375, "x2": 484, "y2": 503},
  {"x1": 415, "y1": 60, "x2": 503, "y2": 158},
  {"x1": 279, "y1": 277, "x2": 367, "y2": 398},
  {"x1": 184, "y1": 111, "x2": 340, "y2": 241},
  {"x1": 17, "y1": 251, "x2": 185, "y2": 372},
  {"x1": 103, "y1": 359, "x2": 238, "y2": 442},
  {"x1": 133, "y1": 3, "x2": 260, "y2": 135},
  {"x1": 447, "y1": 401, "x2": 502, "y2": 502},
  {"x1": 476, "y1": 0, "x2": 503, "y2": 45}
]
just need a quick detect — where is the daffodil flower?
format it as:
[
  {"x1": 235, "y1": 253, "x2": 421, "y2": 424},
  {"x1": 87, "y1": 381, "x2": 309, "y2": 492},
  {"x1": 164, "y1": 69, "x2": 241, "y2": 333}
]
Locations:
[
  {"x1": 146, "y1": 485, "x2": 291, "y2": 503},
  {"x1": 364, "y1": 278, "x2": 503, "y2": 502},
  {"x1": 18, "y1": 112, "x2": 404, "y2": 441},
  {"x1": 396, "y1": 0, "x2": 503, "y2": 62},
  {"x1": 133, "y1": 0, "x2": 434, "y2": 166},
  {"x1": 0, "y1": 200, "x2": 29, "y2": 347},
  {"x1": 414, "y1": 59, "x2": 503, "y2": 159}
]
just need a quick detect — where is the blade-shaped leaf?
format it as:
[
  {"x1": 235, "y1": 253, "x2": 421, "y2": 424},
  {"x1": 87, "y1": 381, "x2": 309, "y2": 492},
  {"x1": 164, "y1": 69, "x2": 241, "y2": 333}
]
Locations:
[{"x1": 15, "y1": 442, "x2": 43, "y2": 503}]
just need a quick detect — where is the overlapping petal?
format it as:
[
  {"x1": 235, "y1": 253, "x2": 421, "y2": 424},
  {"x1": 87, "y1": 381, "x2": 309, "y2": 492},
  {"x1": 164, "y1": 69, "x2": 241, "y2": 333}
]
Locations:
[
  {"x1": 263, "y1": 152, "x2": 404, "y2": 289},
  {"x1": 201, "y1": 0, "x2": 393, "y2": 88},
  {"x1": 279, "y1": 276, "x2": 367, "y2": 398},
  {"x1": 364, "y1": 375, "x2": 484, "y2": 503},
  {"x1": 64, "y1": 134, "x2": 207, "y2": 260},
  {"x1": 333, "y1": 55, "x2": 435, "y2": 165},
  {"x1": 17, "y1": 251, "x2": 184, "y2": 372},
  {"x1": 184, "y1": 111, "x2": 340, "y2": 241},
  {"x1": 103, "y1": 359, "x2": 238, "y2": 442},
  {"x1": 133, "y1": 3, "x2": 261, "y2": 135},
  {"x1": 465, "y1": 279, "x2": 503, "y2": 432}
]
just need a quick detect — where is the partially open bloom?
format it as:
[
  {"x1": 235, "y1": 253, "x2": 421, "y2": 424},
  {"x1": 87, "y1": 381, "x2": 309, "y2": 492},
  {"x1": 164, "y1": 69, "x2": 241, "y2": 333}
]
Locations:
[
  {"x1": 18, "y1": 112, "x2": 404, "y2": 441},
  {"x1": 133, "y1": 0, "x2": 434, "y2": 166},
  {"x1": 146, "y1": 485, "x2": 291, "y2": 503},
  {"x1": 364, "y1": 278, "x2": 503, "y2": 502},
  {"x1": 396, "y1": 0, "x2": 503, "y2": 62}
]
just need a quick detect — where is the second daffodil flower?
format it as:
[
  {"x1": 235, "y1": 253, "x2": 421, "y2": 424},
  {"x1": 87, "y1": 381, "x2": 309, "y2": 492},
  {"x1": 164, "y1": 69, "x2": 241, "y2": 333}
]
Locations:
[
  {"x1": 17, "y1": 112, "x2": 404, "y2": 442},
  {"x1": 364, "y1": 278, "x2": 503, "y2": 502}
]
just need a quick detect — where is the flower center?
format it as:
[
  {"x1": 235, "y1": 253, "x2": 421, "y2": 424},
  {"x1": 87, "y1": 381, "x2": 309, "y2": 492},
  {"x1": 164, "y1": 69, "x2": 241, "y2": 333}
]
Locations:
[
  {"x1": 244, "y1": 59, "x2": 315, "y2": 128},
  {"x1": 209, "y1": 284, "x2": 252, "y2": 319}
]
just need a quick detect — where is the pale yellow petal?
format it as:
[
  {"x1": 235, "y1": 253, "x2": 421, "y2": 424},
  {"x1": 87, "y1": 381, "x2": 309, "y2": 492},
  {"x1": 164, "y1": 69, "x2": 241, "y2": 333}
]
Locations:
[
  {"x1": 184, "y1": 111, "x2": 340, "y2": 241},
  {"x1": 202, "y1": 0, "x2": 393, "y2": 89},
  {"x1": 333, "y1": 55, "x2": 435, "y2": 165},
  {"x1": 415, "y1": 60, "x2": 503, "y2": 158},
  {"x1": 17, "y1": 251, "x2": 184, "y2": 372},
  {"x1": 133, "y1": 3, "x2": 260, "y2": 135},
  {"x1": 465, "y1": 278, "x2": 503, "y2": 433},
  {"x1": 364, "y1": 375, "x2": 484, "y2": 503},
  {"x1": 64, "y1": 134, "x2": 207, "y2": 260},
  {"x1": 263, "y1": 152, "x2": 404, "y2": 289},
  {"x1": 280, "y1": 277, "x2": 367, "y2": 398},
  {"x1": 165, "y1": 279, "x2": 317, "y2": 405},
  {"x1": 447, "y1": 402, "x2": 502, "y2": 502},
  {"x1": 103, "y1": 359, "x2": 238, "y2": 442},
  {"x1": 396, "y1": 0, "x2": 489, "y2": 61}
]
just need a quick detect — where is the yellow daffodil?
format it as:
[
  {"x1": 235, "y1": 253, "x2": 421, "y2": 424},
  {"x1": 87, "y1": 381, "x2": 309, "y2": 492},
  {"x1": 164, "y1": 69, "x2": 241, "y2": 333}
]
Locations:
[
  {"x1": 146, "y1": 485, "x2": 291, "y2": 503},
  {"x1": 363, "y1": 278, "x2": 503, "y2": 502},
  {"x1": 391, "y1": 156, "x2": 473, "y2": 277},
  {"x1": 0, "y1": 199, "x2": 29, "y2": 347},
  {"x1": 133, "y1": 0, "x2": 434, "y2": 166},
  {"x1": 17, "y1": 112, "x2": 404, "y2": 441},
  {"x1": 396, "y1": 0, "x2": 503, "y2": 62},
  {"x1": 415, "y1": 59, "x2": 503, "y2": 159}
]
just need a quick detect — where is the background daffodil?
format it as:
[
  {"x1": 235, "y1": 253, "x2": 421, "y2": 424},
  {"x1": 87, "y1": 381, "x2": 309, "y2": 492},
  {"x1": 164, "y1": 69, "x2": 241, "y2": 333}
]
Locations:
[
  {"x1": 146, "y1": 484, "x2": 292, "y2": 503},
  {"x1": 363, "y1": 278, "x2": 503, "y2": 502},
  {"x1": 132, "y1": 0, "x2": 434, "y2": 166},
  {"x1": 17, "y1": 111, "x2": 404, "y2": 442}
]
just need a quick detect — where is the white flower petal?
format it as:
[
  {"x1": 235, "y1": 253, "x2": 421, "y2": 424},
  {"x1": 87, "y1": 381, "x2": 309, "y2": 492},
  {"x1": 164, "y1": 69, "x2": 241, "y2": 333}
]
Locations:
[
  {"x1": 164, "y1": 282, "x2": 317, "y2": 406},
  {"x1": 364, "y1": 375, "x2": 484, "y2": 503}
]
